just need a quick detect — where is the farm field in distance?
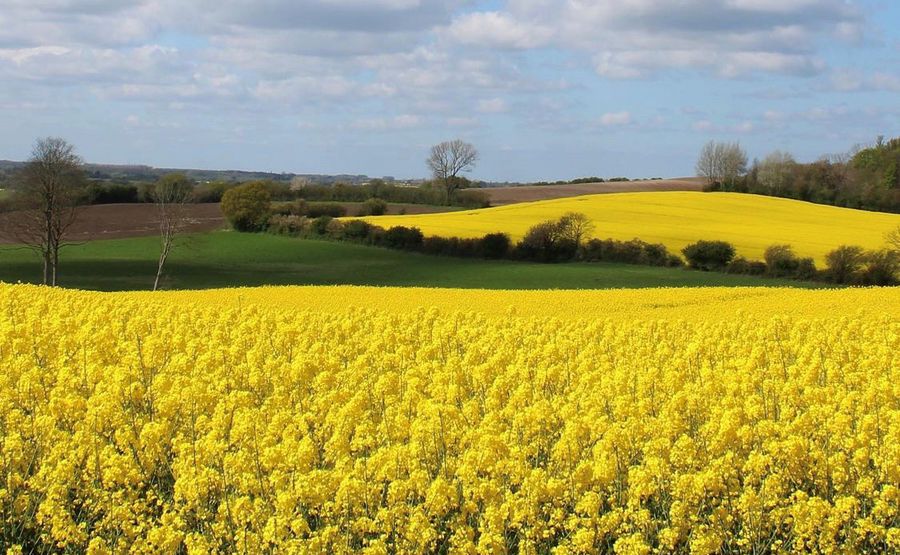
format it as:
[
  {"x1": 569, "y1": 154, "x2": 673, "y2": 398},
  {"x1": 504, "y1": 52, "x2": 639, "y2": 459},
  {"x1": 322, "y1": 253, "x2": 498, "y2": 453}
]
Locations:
[
  {"x1": 482, "y1": 176, "x2": 706, "y2": 205},
  {"x1": 0, "y1": 201, "x2": 462, "y2": 244},
  {"x1": 362, "y1": 191, "x2": 900, "y2": 263},
  {"x1": 0, "y1": 231, "x2": 812, "y2": 291}
]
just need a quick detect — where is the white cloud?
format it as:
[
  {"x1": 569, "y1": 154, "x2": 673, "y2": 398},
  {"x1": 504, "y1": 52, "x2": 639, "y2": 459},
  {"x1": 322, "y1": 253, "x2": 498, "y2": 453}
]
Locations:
[
  {"x1": 477, "y1": 98, "x2": 509, "y2": 113},
  {"x1": 351, "y1": 114, "x2": 424, "y2": 131},
  {"x1": 600, "y1": 111, "x2": 633, "y2": 126},
  {"x1": 446, "y1": 11, "x2": 552, "y2": 49},
  {"x1": 449, "y1": 0, "x2": 860, "y2": 79}
]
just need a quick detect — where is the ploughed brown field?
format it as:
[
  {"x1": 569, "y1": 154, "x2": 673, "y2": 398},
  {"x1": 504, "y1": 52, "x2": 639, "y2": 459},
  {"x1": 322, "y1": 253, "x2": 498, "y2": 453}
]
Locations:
[
  {"x1": 0, "y1": 179, "x2": 706, "y2": 242},
  {"x1": 0, "y1": 202, "x2": 457, "y2": 242},
  {"x1": 0, "y1": 203, "x2": 226, "y2": 244},
  {"x1": 483, "y1": 177, "x2": 706, "y2": 205}
]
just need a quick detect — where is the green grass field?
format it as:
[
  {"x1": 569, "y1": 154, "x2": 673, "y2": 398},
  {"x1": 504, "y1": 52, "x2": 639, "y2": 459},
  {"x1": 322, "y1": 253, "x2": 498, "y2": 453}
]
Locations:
[{"x1": 0, "y1": 231, "x2": 821, "y2": 291}]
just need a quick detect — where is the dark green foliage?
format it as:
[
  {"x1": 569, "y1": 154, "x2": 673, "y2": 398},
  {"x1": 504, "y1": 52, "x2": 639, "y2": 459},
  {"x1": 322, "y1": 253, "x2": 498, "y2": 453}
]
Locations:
[
  {"x1": 453, "y1": 188, "x2": 491, "y2": 208},
  {"x1": 380, "y1": 226, "x2": 424, "y2": 250},
  {"x1": 682, "y1": 241, "x2": 736, "y2": 271},
  {"x1": 358, "y1": 198, "x2": 388, "y2": 216},
  {"x1": 859, "y1": 250, "x2": 900, "y2": 286},
  {"x1": 342, "y1": 220, "x2": 374, "y2": 241},
  {"x1": 581, "y1": 238, "x2": 681, "y2": 267},
  {"x1": 795, "y1": 258, "x2": 818, "y2": 281},
  {"x1": 478, "y1": 233, "x2": 511, "y2": 259},
  {"x1": 726, "y1": 257, "x2": 767, "y2": 276},
  {"x1": 421, "y1": 236, "x2": 481, "y2": 257},
  {"x1": 266, "y1": 215, "x2": 308, "y2": 236},
  {"x1": 305, "y1": 203, "x2": 347, "y2": 218},
  {"x1": 83, "y1": 182, "x2": 139, "y2": 204},
  {"x1": 193, "y1": 181, "x2": 236, "y2": 203},
  {"x1": 736, "y1": 137, "x2": 900, "y2": 213},
  {"x1": 221, "y1": 182, "x2": 272, "y2": 231},
  {"x1": 516, "y1": 221, "x2": 578, "y2": 262},
  {"x1": 310, "y1": 215, "x2": 333, "y2": 235},
  {"x1": 764, "y1": 245, "x2": 801, "y2": 278},
  {"x1": 825, "y1": 245, "x2": 865, "y2": 284}
]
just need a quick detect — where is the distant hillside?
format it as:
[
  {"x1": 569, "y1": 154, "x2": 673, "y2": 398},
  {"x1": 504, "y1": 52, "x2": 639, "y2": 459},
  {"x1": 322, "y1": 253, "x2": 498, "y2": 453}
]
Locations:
[{"x1": 0, "y1": 160, "x2": 387, "y2": 187}]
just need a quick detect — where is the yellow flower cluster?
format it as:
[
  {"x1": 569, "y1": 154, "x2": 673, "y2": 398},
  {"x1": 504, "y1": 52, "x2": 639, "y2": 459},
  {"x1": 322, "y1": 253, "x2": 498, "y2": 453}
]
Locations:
[
  {"x1": 0, "y1": 283, "x2": 898, "y2": 554},
  {"x1": 359, "y1": 191, "x2": 900, "y2": 263}
]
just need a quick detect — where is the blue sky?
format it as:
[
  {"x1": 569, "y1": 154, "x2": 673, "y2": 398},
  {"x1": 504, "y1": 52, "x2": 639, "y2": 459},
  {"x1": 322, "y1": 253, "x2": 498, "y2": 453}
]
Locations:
[{"x1": 1, "y1": 0, "x2": 898, "y2": 181}]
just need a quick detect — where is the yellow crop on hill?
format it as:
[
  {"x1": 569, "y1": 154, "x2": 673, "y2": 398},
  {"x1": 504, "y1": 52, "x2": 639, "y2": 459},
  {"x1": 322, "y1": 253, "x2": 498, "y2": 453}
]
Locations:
[
  {"x1": 1, "y1": 283, "x2": 898, "y2": 553},
  {"x1": 360, "y1": 192, "x2": 900, "y2": 263}
]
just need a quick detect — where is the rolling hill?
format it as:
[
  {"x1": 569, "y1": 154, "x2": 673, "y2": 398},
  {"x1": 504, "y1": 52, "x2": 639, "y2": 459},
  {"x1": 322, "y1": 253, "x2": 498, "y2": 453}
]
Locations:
[{"x1": 361, "y1": 191, "x2": 900, "y2": 263}]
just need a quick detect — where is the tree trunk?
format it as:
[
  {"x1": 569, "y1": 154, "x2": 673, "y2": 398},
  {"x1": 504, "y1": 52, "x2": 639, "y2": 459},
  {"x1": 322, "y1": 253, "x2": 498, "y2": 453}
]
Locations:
[
  {"x1": 42, "y1": 251, "x2": 50, "y2": 286},
  {"x1": 52, "y1": 247, "x2": 59, "y2": 287},
  {"x1": 153, "y1": 251, "x2": 167, "y2": 291},
  {"x1": 153, "y1": 236, "x2": 172, "y2": 291}
]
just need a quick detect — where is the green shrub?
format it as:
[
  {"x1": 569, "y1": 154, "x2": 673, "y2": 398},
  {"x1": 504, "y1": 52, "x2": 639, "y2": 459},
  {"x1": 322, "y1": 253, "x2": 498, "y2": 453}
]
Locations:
[
  {"x1": 310, "y1": 215, "x2": 333, "y2": 235},
  {"x1": 342, "y1": 220, "x2": 374, "y2": 241},
  {"x1": 726, "y1": 257, "x2": 767, "y2": 276},
  {"x1": 380, "y1": 226, "x2": 424, "y2": 250},
  {"x1": 221, "y1": 182, "x2": 272, "y2": 231},
  {"x1": 682, "y1": 240, "x2": 736, "y2": 271},
  {"x1": 454, "y1": 189, "x2": 491, "y2": 209},
  {"x1": 358, "y1": 198, "x2": 388, "y2": 216},
  {"x1": 516, "y1": 221, "x2": 578, "y2": 262},
  {"x1": 860, "y1": 249, "x2": 900, "y2": 285},
  {"x1": 795, "y1": 258, "x2": 818, "y2": 280},
  {"x1": 478, "y1": 233, "x2": 511, "y2": 259},
  {"x1": 267, "y1": 215, "x2": 308, "y2": 236},
  {"x1": 764, "y1": 245, "x2": 801, "y2": 277},
  {"x1": 825, "y1": 245, "x2": 865, "y2": 284},
  {"x1": 306, "y1": 202, "x2": 347, "y2": 218}
]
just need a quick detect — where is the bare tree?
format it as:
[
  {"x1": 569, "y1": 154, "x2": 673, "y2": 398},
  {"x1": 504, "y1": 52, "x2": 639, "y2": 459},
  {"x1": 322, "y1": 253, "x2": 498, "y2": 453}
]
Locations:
[
  {"x1": 696, "y1": 140, "x2": 722, "y2": 186},
  {"x1": 757, "y1": 150, "x2": 796, "y2": 193},
  {"x1": 696, "y1": 140, "x2": 747, "y2": 189},
  {"x1": 886, "y1": 226, "x2": 900, "y2": 253},
  {"x1": 151, "y1": 173, "x2": 194, "y2": 291},
  {"x1": 0, "y1": 138, "x2": 84, "y2": 285},
  {"x1": 426, "y1": 139, "x2": 479, "y2": 204},
  {"x1": 557, "y1": 212, "x2": 596, "y2": 247}
]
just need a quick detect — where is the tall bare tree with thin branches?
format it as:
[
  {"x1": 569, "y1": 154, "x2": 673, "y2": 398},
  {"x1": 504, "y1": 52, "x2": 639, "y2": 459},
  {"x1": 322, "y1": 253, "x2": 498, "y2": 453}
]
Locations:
[
  {"x1": 886, "y1": 225, "x2": 900, "y2": 254},
  {"x1": 426, "y1": 139, "x2": 479, "y2": 204},
  {"x1": 1, "y1": 138, "x2": 84, "y2": 285},
  {"x1": 151, "y1": 173, "x2": 194, "y2": 291}
]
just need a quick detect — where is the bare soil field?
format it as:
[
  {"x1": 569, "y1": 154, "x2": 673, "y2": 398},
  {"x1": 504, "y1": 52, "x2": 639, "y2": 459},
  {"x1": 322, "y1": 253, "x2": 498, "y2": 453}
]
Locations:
[
  {"x1": 313, "y1": 202, "x2": 463, "y2": 216},
  {"x1": 0, "y1": 202, "x2": 458, "y2": 243},
  {"x1": 483, "y1": 177, "x2": 706, "y2": 205},
  {"x1": 0, "y1": 203, "x2": 226, "y2": 244}
]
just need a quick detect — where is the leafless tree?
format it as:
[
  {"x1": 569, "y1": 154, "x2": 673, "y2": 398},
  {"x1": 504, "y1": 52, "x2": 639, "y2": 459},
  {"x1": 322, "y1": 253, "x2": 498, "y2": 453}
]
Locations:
[
  {"x1": 0, "y1": 138, "x2": 84, "y2": 285},
  {"x1": 426, "y1": 139, "x2": 479, "y2": 203},
  {"x1": 696, "y1": 140, "x2": 747, "y2": 188},
  {"x1": 757, "y1": 150, "x2": 796, "y2": 193},
  {"x1": 886, "y1": 226, "x2": 900, "y2": 253},
  {"x1": 557, "y1": 212, "x2": 596, "y2": 247},
  {"x1": 151, "y1": 173, "x2": 194, "y2": 291},
  {"x1": 696, "y1": 140, "x2": 721, "y2": 185}
]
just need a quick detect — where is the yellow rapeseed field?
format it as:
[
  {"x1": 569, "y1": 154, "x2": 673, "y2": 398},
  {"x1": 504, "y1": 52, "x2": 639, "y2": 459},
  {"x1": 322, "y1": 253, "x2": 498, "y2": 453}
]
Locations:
[
  {"x1": 360, "y1": 192, "x2": 900, "y2": 263},
  {"x1": 1, "y1": 283, "x2": 898, "y2": 554},
  {"x1": 128, "y1": 284, "x2": 898, "y2": 322}
]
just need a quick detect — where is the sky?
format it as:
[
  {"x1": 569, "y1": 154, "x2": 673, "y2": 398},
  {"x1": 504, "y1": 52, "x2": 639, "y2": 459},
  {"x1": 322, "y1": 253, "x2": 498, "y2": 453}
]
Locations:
[{"x1": 1, "y1": 0, "x2": 899, "y2": 182}]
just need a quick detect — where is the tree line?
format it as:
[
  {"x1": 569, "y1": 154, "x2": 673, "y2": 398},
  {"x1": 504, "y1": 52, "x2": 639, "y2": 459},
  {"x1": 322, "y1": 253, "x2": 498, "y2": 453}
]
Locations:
[
  {"x1": 252, "y1": 201, "x2": 900, "y2": 285},
  {"x1": 0, "y1": 138, "x2": 195, "y2": 289},
  {"x1": 697, "y1": 136, "x2": 900, "y2": 213},
  {"x1": 1, "y1": 137, "x2": 488, "y2": 288}
]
